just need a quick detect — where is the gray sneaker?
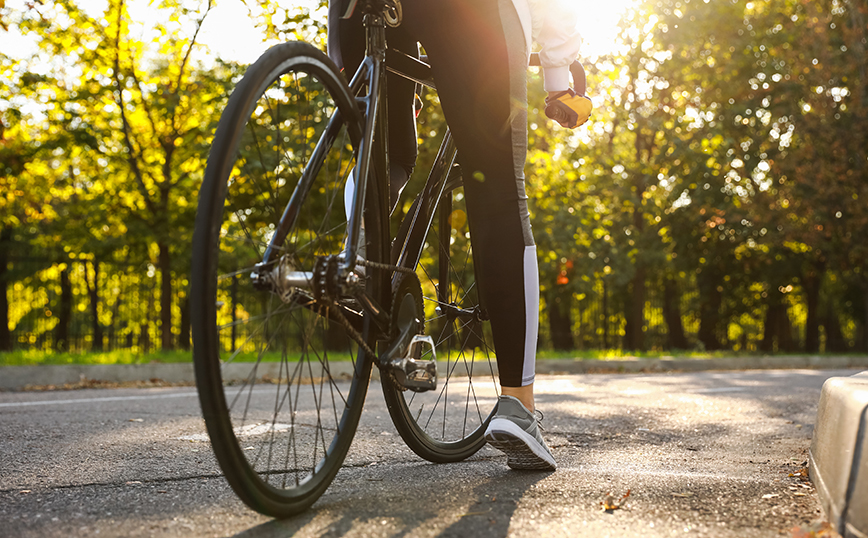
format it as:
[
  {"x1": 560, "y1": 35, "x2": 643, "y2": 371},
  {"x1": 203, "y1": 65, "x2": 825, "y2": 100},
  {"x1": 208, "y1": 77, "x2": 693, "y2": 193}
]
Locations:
[{"x1": 484, "y1": 395, "x2": 557, "y2": 471}]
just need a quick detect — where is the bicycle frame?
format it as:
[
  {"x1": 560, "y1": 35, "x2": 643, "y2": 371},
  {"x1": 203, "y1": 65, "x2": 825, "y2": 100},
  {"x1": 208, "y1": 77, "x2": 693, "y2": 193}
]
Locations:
[{"x1": 253, "y1": 1, "x2": 457, "y2": 344}]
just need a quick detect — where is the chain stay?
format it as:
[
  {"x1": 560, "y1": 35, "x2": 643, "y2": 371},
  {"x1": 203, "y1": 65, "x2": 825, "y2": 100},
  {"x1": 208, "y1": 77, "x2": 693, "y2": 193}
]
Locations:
[{"x1": 310, "y1": 256, "x2": 416, "y2": 362}]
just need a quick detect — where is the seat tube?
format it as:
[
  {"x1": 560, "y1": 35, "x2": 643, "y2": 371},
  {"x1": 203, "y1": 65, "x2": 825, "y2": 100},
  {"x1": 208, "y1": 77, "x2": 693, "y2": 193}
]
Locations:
[{"x1": 343, "y1": 12, "x2": 389, "y2": 278}]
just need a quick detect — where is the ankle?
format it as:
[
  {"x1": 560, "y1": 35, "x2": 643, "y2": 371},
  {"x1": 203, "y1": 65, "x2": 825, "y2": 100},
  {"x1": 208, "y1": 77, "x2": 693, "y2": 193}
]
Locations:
[{"x1": 501, "y1": 384, "x2": 535, "y2": 413}]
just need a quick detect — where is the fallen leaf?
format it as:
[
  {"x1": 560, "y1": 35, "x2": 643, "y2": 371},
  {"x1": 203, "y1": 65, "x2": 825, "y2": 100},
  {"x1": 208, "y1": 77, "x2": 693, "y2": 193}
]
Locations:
[
  {"x1": 129, "y1": 418, "x2": 144, "y2": 422},
  {"x1": 790, "y1": 520, "x2": 839, "y2": 538},
  {"x1": 601, "y1": 489, "x2": 631, "y2": 511},
  {"x1": 789, "y1": 467, "x2": 810, "y2": 480}
]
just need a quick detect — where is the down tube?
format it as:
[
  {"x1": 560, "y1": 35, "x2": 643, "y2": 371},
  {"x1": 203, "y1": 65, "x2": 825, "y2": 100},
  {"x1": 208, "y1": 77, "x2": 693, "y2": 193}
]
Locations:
[{"x1": 261, "y1": 108, "x2": 354, "y2": 268}]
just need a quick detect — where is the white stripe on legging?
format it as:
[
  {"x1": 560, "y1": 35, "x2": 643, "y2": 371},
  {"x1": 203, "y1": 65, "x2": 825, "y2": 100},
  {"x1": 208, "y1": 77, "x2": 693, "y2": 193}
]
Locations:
[{"x1": 522, "y1": 245, "x2": 539, "y2": 386}]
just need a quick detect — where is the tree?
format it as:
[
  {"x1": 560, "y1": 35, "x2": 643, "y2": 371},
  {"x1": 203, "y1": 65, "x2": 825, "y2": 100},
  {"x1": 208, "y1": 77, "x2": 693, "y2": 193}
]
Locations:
[{"x1": 14, "y1": 0, "x2": 237, "y2": 349}]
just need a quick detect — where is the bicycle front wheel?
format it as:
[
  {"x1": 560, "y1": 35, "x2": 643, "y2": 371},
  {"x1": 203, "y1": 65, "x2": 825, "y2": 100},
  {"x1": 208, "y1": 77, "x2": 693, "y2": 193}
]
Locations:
[
  {"x1": 191, "y1": 42, "x2": 384, "y2": 518},
  {"x1": 383, "y1": 172, "x2": 500, "y2": 462}
]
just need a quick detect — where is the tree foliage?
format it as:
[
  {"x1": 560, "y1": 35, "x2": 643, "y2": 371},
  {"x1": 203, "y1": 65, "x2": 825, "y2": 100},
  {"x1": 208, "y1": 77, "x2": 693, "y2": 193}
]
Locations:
[{"x1": 2, "y1": 0, "x2": 867, "y2": 354}]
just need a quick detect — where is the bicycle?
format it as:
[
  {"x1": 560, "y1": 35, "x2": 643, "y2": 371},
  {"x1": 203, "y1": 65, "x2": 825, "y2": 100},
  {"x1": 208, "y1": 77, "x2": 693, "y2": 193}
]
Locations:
[{"x1": 191, "y1": 0, "x2": 586, "y2": 517}]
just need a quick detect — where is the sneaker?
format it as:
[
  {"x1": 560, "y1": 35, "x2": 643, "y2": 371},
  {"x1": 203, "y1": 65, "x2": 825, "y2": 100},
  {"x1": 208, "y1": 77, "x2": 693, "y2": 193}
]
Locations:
[{"x1": 484, "y1": 395, "x2": 557, "y2": 471}]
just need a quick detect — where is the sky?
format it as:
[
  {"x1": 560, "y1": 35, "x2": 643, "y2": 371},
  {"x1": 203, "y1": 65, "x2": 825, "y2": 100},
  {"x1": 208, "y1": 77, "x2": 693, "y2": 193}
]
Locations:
[
  {"x1": 200, "y1": 0, "x2": 636, "y2": 63},
  {"x1": 1, "y1": 0, "x2": 636, "y2": 65}
]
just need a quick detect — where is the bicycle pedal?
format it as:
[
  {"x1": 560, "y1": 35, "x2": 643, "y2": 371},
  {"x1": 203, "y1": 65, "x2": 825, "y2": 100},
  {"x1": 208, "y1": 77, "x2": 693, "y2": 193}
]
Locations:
[{"x1": 389, "y1": 335, "x2": 436, "y2": 392}]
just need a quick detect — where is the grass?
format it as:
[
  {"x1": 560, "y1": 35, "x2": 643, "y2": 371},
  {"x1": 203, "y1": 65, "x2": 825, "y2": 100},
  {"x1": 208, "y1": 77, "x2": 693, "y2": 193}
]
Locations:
[
  {"x1": 535, "y1": 349, "x2": 738, "y2": 360},
  {"x1": 0, "y1": 349, "x2": 195, "y2": 366},
  {"x1": 3, "y1": 347, "x2": 846, "y2": 367},
  {"x1": 0, "y1": 349, "x2": 364, "y2": 366}
]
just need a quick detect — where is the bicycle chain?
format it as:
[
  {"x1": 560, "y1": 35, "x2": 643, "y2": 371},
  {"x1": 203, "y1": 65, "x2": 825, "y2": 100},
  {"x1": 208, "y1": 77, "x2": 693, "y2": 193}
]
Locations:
[
  {"x1": 322, "y1": 259, "x2": 416, "y2": 364},
  {"x1": 357, "y1": 258, "x2": 416, "y2": 275}
]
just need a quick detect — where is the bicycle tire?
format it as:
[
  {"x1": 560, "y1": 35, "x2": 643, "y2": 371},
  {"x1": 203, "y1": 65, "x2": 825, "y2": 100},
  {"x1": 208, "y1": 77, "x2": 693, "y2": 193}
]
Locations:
[
  {"x1": 191, "y1": 41, "x2": 385, "y2": 518},
  {"x1": 382, "y1": 167, "x2": 500, "y2": 463}
]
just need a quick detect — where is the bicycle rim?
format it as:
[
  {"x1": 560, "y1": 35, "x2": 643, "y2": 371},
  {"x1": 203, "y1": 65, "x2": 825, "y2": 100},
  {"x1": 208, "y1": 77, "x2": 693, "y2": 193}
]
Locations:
[
  {"x1": 191, "y1": 42, "x2": 382, "y2": 517},
  {"x1": 383, "y1": 177, "x2": 500, "y2": 462}
]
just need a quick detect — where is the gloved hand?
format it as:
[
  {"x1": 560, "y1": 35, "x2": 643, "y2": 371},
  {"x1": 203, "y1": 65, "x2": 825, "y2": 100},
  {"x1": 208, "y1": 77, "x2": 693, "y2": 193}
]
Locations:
[{"x1": 544, "y1": 88, "x2": 592, "y2": 129}]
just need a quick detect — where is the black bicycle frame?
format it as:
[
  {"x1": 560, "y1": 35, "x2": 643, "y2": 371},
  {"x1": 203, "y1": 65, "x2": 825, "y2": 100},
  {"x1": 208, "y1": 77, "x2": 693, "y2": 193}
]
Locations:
[{"x1": 257, "y1": 2, "x2": 458, "y2": 339}]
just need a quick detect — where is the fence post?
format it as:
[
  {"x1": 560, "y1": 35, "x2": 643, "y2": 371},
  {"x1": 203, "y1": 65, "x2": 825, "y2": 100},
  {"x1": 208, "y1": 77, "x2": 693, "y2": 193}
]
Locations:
[
  {"x1": 0, "y1": 227, "x2": 11, "y2": 351},
  {"x1": 54, "y1": 266, "x2": 72, "y2": 351},
  {"x1": 231, "y1": 274, "x2": 238, "y2": 352}
]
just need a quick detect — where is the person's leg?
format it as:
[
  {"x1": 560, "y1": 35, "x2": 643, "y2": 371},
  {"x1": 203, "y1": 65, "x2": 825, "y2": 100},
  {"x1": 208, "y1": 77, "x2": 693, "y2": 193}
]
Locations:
[
  {"x1": 402, "y1": 0, "x2": 553, "y2": 470},
  {"x1": 402, "y1": 0, "x2": 539, "y2": 404},
  {"x1": 502, "y1": 385, "x2": 535, "y2": 412}
]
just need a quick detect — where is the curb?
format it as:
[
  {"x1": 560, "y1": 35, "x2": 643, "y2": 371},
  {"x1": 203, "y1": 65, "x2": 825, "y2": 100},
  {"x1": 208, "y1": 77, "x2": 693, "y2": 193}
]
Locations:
[
  {"x1": 810, "y1": 371, "x2": 868, "y2": 537},
  {"x1": 2, "y1": 355, "x2": 868, "y2": 391}
]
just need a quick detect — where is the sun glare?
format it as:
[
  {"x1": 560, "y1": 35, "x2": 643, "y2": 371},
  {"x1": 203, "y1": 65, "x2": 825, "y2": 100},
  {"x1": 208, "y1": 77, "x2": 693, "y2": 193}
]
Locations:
[
  {"x1": 1, "y1": 0, "x2": 636, "y2": 65},
  {"x1": 574, "y1": 0, "x2": 637, "y2": 59},
  {"x1": 198, "y1": 0, "x2": 637, "y2": 63}
]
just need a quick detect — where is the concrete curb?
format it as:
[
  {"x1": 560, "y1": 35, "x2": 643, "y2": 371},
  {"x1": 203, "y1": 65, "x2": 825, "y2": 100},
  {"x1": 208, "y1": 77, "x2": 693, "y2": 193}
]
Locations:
[
  {"x1": 3, "y1": 354, "x2": 868, "y2": 391},
  {"x1": 810, "y1": 372, "x2": 868, "y2": 538}
]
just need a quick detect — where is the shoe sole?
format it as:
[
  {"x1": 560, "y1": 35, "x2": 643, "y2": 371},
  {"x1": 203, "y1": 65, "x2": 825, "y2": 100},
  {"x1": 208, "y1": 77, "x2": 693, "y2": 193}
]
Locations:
[{"x1": 484, "y1": 418, "x2": 556, "y2": 471}]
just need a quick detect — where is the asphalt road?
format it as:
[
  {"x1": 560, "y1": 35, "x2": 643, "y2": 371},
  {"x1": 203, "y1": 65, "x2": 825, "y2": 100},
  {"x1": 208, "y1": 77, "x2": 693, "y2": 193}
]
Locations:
[{"x1": 0, "y1": 369, "x2": 849, "y2": 537}]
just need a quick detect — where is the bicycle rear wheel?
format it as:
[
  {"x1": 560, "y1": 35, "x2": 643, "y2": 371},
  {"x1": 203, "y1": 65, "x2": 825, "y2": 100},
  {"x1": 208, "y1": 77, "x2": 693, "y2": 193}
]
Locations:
[
  {"x1": 191, "y1": 42, "x2": 385, "y2": 517},
  {"x1": 383, "y1": 168, "x2": 500, "y2": 462}
]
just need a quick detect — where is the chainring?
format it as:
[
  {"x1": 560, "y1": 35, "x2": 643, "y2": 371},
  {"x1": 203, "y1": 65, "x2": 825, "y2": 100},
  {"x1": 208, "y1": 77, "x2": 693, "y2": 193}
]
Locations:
[{"x1": 384, "y1": 271, "x2": 424, "y2": 390}]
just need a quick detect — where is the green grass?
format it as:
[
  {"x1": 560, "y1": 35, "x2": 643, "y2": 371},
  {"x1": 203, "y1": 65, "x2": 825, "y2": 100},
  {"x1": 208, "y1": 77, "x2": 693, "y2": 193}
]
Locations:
[
  {"x1": 0, "y1": 349, "x2": 359, "y2": 366},
  {"x1": 2, "y1": 347, "x2": 857, "y2": 367},
  {"x1": 0, "y1": 349, "x2": 195, "y2": 366},
  {"x1": 535, "y1": 349, "x2": 735, "y2": 360}
]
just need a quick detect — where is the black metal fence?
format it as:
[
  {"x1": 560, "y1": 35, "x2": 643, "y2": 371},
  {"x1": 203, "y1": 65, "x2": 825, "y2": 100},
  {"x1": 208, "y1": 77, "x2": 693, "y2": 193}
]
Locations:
[
  {"x1": 4, "y1": 258, "x2": 188, "y2": 353},
  {"x1": 3, "y1": 257, "x2": 862, "y2": 354}
]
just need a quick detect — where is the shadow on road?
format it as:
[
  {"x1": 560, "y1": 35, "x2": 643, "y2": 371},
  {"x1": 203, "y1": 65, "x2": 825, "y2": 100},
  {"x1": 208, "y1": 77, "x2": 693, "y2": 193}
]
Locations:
[{"x1": 229, "y1": 464, "x2": 550, "y2": 538}]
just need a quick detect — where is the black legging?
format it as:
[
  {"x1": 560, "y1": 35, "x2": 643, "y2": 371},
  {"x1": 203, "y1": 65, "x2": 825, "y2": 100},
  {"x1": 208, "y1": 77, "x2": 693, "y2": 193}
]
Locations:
[{"x1": 329, "y1": 0, "x2": 539, "y2": 387}]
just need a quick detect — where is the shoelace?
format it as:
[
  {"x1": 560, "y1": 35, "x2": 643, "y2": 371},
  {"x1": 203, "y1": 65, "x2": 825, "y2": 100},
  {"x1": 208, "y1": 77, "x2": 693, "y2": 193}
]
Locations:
[{"x1": 535, "y1": 409, "x2": 545, "y2": 430}]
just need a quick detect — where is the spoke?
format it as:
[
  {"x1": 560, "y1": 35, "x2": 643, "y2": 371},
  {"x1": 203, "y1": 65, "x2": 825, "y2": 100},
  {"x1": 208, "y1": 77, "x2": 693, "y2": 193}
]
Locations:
[
  {"x1": 289, "y1": 307, "x2": 350, "y2": 409},
  {"x1": 420, "y1": 315, "x2": 478, "y2": 435},
  {"x1": 427, "y1": 220, "x2": 473, "y2": 307}
]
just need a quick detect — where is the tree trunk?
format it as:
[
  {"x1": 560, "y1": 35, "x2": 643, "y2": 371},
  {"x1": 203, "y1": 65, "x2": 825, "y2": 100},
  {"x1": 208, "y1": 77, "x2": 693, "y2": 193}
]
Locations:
[
  {"x1": 0, "y1": 227, "x2": 11, "y2": 351},
  {"x1": 547, "y1": 289, "x2": 574, "y2": 350},
  {"x1": 823, "y1": 307, "x2": 847, "y2": 352},
  {"x1": 624, "y1": 269, "x2": 646, "y2": 351},
  {"x1": 55, "y1": 266, "x2": 73, "y2": 351},
  {"x1": 84, "y1": 260, "x2": 103, "y2": 351},
  {"x1": 662, "y1": 277, "x2": 688, "y2": 349},
  {"x1": 109, "y1": 288, "x2": 123, "y2": 352},
  {"x1": 179, "y1": 295, "x2": 191, "y2": 351},
  {"x1": 863, "y1": 284, "x2": 868, "y2": 352},
  {"x1": 801, "y1": 263, "x2": 823, "y2": 353},
  {"x1": 761, "y1": 292, "x2": 796, "y2": 353},
  {"x1": 602, "y1": 278, "x2": 609, "y2": 349},
  {"x1": 140, "y1": 285, "x2": 154, "y2": 354},
  {"x1": 697, "y1": 273, "x2": 723, "y2": 351},
  {"x1": 158, "y1": 242, "x2": 173, "y2": 350},
  {"x1": 778, "y1": 303, "x2": 796, "y2": 352},
  {"x1": 760, "y1": 300, "x2": 780, "y2": 353}
]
